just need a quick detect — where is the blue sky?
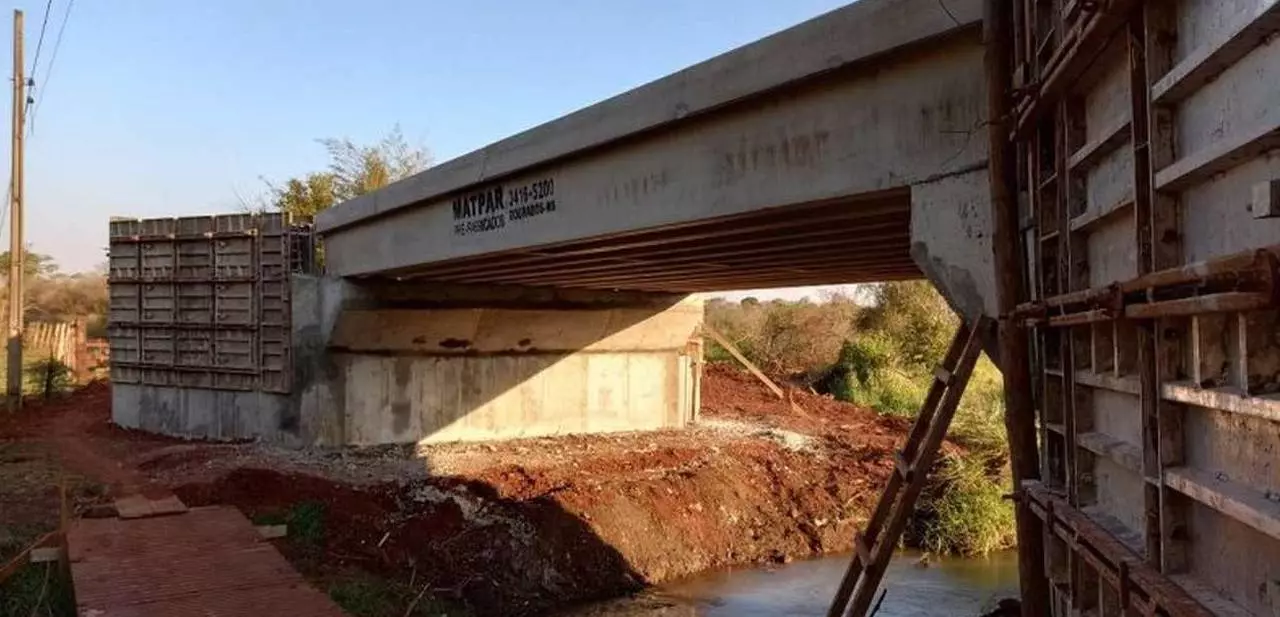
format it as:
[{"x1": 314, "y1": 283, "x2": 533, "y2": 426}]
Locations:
[{"x1": 9, "y1": 0, "x2": 853, "y2": 286}]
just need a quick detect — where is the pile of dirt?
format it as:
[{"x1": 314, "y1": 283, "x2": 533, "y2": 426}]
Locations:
[{"x1": 2, "y1": 368, "x2": 925, "y2": 616}]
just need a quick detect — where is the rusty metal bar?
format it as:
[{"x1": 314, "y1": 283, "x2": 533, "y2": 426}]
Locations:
[
  {"x1": 1124, "y1": 291, "x2": 1274, "y2": 319},
  {"x1": 1012, "y1": 246, "x2": 1280, "y2": 322}
]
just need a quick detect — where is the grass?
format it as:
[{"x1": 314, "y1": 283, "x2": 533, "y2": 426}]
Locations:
[
  {"x1": 0, "y1": 561, "x2": 76, "y2": 617},
  {"x1": 917, "y1": 453, "x2": 1017, "y2": 556},
  {"x1": 328, "y1": 574, "x2": 467, "y2": 617},
  {"x1": 257, "y1": 501, "x2": 471, "y2": 616},
  {"x1": 285, "y1": 501, "x2": 327, "y2": 550}
]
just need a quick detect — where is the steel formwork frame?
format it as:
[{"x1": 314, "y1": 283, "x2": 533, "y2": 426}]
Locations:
[{"x1": 996, "y1": 0, "x2": 1280, "y2": 615}]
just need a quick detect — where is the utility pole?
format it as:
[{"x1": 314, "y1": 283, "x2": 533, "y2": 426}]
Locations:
[{"x1": 6, "y1": 9, "x2": 22, "y2": 412}]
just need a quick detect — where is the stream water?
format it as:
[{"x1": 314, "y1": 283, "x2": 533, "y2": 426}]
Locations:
[{"x1": 561, "y1": 551, "x2": 1019, "y2": 617}]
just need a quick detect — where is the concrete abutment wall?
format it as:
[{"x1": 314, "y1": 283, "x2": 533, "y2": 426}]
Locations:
[{"x1": 113, "y1": 273, "x2": 703, "y2": 447}]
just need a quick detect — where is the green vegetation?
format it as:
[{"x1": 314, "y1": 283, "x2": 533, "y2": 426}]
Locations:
[
  {"x1": 25, "y1": 358, "x2": 73, "y2": 399},
  {"x1": 707, "y1": 281, "x2": 1016, "y2": 556},
  {"x1": 285, "y1": 501, "x2": 328, "y2": 550},
  {"x1": 0, "y1": 561, "x2": 75, "y2": 617},
  {"x1": 0, "y1": 250, "x2": 108, "y2": 337},
  {"x1": 263, "y1": 126, "x2": 431, "y2": 222},
  {"x1": 328, "y1": 573, "x2": 467, "y2": 617}
]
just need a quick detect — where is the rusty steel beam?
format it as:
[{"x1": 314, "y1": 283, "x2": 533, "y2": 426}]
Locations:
[
  {"x1": 565, "y1": 266, "x2": 922, "y2": 293},
  {"x1": 406, "y1": 226, "x2": 909, "y2": 282},
  {"x1": 443, "y1": 244, "x2": 913, "y2": 286},
  {"x1": 1013, "y1": 246, "x2": 1280, "y2": 322},
  {"x1": 377, "y1": 194, "x2": 910, "y2": 278},
  {"x1": 457, "y1": 255, "x2": 920, "y2": 289}
]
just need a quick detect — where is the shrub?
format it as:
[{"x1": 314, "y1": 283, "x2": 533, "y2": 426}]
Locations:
[
  {"x1": 24, "y1": 357, "x2": 73, "y2": 399},
  {"x1": 917, "y1": 453, "x2": 1017, "y2": 556},
  {"x1": 705, "y1": 293, "x2": 860, "y2": 377}
]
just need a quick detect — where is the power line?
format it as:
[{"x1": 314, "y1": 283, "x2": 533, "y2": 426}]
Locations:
[
  {"x1": 27, "y1": 0, "x2": 72, "y2": 135},
  {"x1": 27, "y1": 0, "x2": 52, "y2": 83}
]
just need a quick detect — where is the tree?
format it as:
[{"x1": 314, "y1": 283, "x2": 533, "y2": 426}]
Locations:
[
  {"x1": 0, "y1": 250, "x2": 108, "y2": 334},
  {"x1": 271, "y1": 173, "x2": 338, "y2": 221},
  {"x1": 0, "y1": 248, "x2": 59, "y2": 279},
  {"x1": 271, "y1": 125, "x2": 431, "y2": 220}
]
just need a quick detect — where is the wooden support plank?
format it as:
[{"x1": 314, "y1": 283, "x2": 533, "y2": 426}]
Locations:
[
  {"x1": 256, "y1": 524, "x2": 289, "y2": 540},
  {"x1": 842, "y1": 320, "x2": 988, "y2": 617},
  {"x1": 0, "y1": 531, "x2": 60, "y2": 585},
  {"x1": 1151, "y1": 1, "x2": 1280, "y2": 104},
  {"x1": 826, "y1": 321, "x2": 975, "y2": 617},
  {"x1": 1164, "y1": 467, "x2": 1280, "y2": 542},
  {"x1": 1020, "y1": 245, "x2": 1278, "y2": 314},
  {"x1": 28, "y1": 547, "x2": 60, "y2": 563},
  {"x1": 701, "y1": 325, "x2": 784, "y2": 400}
]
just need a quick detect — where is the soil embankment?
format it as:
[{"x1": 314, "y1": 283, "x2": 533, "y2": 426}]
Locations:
[{"x1": 1, "y1": 366, "x2": 936, "y2": 616}]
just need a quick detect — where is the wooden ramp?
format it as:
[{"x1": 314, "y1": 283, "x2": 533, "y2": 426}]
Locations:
[{"x1": 68, "y1": 497, "x2": 346, "y2": 616}]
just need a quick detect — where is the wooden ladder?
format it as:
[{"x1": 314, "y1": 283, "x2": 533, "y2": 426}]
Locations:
[{"x1": 826, "y1": 317, "x2": 989, "y2": 617}]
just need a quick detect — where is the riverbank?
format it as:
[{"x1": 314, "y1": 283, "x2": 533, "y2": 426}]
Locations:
[{"x1": 1, "y1": 367, "x2": 974, "y2": 616}]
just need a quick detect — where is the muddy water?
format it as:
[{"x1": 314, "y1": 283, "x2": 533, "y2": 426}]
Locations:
[{"x1": 562, "y1": 551, "x2": 1019, "y2": 617}]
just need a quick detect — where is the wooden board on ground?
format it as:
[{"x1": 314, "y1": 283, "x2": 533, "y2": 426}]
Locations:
[{"x1": 68, "y1": 505, "x2": 346, "y2": 616}]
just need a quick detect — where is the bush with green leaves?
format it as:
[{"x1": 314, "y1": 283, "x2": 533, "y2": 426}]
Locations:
[
  {"x1": 706, "y1": 281, "x2": 1017, "y2": 556},
  {"x1": 24, "y1": 357, "x2": 73, "y2": 399}
]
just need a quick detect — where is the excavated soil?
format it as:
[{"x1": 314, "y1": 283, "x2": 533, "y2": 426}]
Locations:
[{"x1": 0, "y1": 366, "x2": 937, "y2": 616}]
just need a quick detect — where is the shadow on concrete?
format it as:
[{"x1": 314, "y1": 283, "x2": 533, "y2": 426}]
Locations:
[{"x1": 293, "y1": 278, "x2": 702, "y2": 446}]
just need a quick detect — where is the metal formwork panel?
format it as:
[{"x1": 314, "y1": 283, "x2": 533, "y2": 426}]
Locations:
[
  {"x1": 176, "y1": 369, "x2": 215, "y2": 389},
  {"x1": 211, "y1": 371, "x2": 255, "y2": 391},
  {"x1": 215, "y1": 282, "x2": 255, "y2": 326},
  {"x1": 140, "y1": 283, "x2": 175, "y2": 324},
  {"x1": 213, "y1": 330, "x2": 255, "y2": 371},
  {"x1": 108, "y1": 243, "x2": 141, "y2": 280},
  {"x1": 140, "y1": 240, "x2": 176, "y2": 280},
  {"x1": 110, "y1": 364, "x2": 141, "y2": 385},
  {"x1": 108, "y1": 213, "x2": 307, "y2": 397},
  {"x1": 140, "y1": 328, "x2": 175, "y2": 366},
  {"x1": 214, "y1": 237, "x2": 255, "y2": 279},
  {"x1": 108, "y1": 283, "x2": 140, "y2": 324},
  {"x1": 176, "y1": 283, "x2": 213, "y2": 325},
  {"x1": 107, "y1": 325, "x2": 141, "y2": 364},
  {"x1": 177, "y1": 240, "x2": 213, "y2": 280},
  {"x1": 1010, "y1": 1, "x2": 1280, "y2": 614},
  {"x1": 175, "y1": 330, "x2": 213, "y2": 367},
  {"x1": 259, "y1": 278, "x2": 290, "y2": 393},
  {"x1": 140, "y1": 367, "x2": 173, "y2": 387}
]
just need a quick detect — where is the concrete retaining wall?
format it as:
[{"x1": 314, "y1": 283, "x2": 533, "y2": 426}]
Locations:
[{"x1": 114, "y1": 275, "x2": 703, "y2": 447}]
